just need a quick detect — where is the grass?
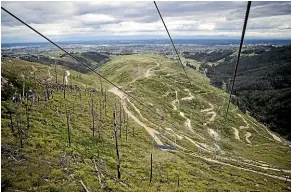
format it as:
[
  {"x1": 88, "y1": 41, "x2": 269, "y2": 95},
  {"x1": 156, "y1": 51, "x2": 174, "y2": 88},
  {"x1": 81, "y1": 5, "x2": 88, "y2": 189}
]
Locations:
[{"x1": 1, "y1": 55, "x2": 291, "y2": 191}]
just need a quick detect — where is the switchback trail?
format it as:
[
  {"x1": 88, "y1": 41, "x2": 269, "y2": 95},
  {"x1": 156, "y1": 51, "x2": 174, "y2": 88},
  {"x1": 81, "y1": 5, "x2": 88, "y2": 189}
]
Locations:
[
  {"x1": 146, "y1": 62, "x2": 160, "y2": 78},
  {"x1": 108, "y1": 87, "x2": 163, "y2": 146},
  {"x1": 46, "y1": 67, "x2": 52, "y2": 82},
  {"x1": 232, "y1": 127, "x2": 240, "y2": 140},
  {"x1": 245, "y1": 132, "x2": 252, "y2": 144}
]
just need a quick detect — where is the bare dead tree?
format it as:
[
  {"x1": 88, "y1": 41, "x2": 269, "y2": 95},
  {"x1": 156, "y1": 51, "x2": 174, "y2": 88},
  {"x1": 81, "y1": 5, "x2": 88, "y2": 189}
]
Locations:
[
  {"x1": 34, "y1": 72, "x2": 37, "y2": 88},
  {"x1": 80, "y1": 180, "x2": 90, "y2": 192},
  {"x1": 66, "y1": 110, "x2": 71, "y2": 147},
  {"x1": 22, "y1": 81, "x2": 25, "y2": 99},
  {"x1": 104, "y1": 90, "x2": 107, "y2": 117},
  {"x1": 150, "y1": 153, "x2": 153, "y2": 183},
  {"x1": 16, "y1": 112, "x2": 23, "y2": 148},
  {"x1": 126, "y1": 114, "x2": 128, "y2": 141},
  {"x1": 63, "y1": 70, "x2": 66, "y2": 99},
  {"x1": 119, "y1": 100, "x2": 122, "y2": 139},
  {"x1": 25, "y1": 105, "x2": 30, "y2": 130},
  {"x1": 90, "y1": 92, "x2": 95, "y2": 136},
  {"x1": 99, "y1": 95, "x2": 102, "y2": 122},
  {"x1": 114, "y1": 101, "x2": 121, "y2": 179},
  {"x1": 9, "y1": 110, "x2": 14, "y2": 133},
  {"x1": 99, "y1": 76, "x2": 103, "y2": 95},
  {"x1": 96, "y1": 112, "x2": 100, "y2": 140},
  {"x1": 54, "y1": 60, "x2": 57, "y2": 84}
]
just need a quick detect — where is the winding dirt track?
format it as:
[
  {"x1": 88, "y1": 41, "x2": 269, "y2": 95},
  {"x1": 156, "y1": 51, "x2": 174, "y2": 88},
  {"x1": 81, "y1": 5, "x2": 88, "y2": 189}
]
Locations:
[
  {"x1": 30, "y1": 65, "x2": 37, "y2": 75},
  {"x1": 232, "y1": 127, "x2": 240, "y2": 140},
  {"x1": 264, "y1": 127, "x2": 282, "y2": 143},
  {"x1": 146, "y1": 62, "x2": 160, "y2": 78},
  {"x1": 245, "y1": 132, "x2": 252, "y2": 144},
  {"x1": 171, "y1": 91, "x2": 179, "y2": 111},
  {"x1": 238, "y1": 114, "x2": 249, "y2": 130},
  {"x1": 47, "y1": 67, "x2": 53, "y2": 82},
  {"x1": 181, "y1": 89, "x2": 194, "y2": 101},
  {"x1": 201, "y1": 102, "x2": 217, "y2": 126},
  {"x1": 107, "y1": 62, "x2": 290, "y2": 183},
  {"x1": 108, "y1": 87, "x2": 163, "y2": 146}
]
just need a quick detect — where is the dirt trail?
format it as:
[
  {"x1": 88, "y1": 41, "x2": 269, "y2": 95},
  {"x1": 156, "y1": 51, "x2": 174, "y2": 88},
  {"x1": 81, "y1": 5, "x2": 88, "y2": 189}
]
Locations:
[
  {"x1": 146, "y1": 62, "x2": 160, "y2": 78},
  {"x1": 181, "y1": 89, "x2": 194, "y2": 101},
  {"x1": 179, "y1": 111, "x2": 203, "y2": 139},
  {"x1": 161, "y1": 92, "x2": 170, "y2": 98},
  {"x1": 218, "y1": 156, "x2": 291, "y2": 174},
  {"x1": 129, "y1": 76, "x2": 140, "y2": 84},
  {"x1": 201, "y1": 102, "x2": 214, "y2": 112},
  {"x1": 109, "y1": 87, "x2": 163, "y2": 145},
  {"x1": 185, "y1": 152, "x2": 291, "y2": 182},
  {"x1": 238, "y1": 114, "x2": 249, "y2": 129},
  {"x1": 46, "y1": 67, "x2": 53, "y2": 82},
  {"x1": 171, "y1": 91, "x2": 179, "y2": 110},
  {"x1": 201, "y1": 102, "x2": 217, "y2": 126},
  {"x1": 208, "y1": 128, "x2": 220, "y2": 141},
  {"x1": 245, "y1": 132, "x2": 252, "y2": 144},
  {"x1": 264, "y1": 127, "x2": 282, "y2": 143},
  {"x1": 168, "y1": 90, "x2": 205, "y2": 140},
  {"x1": 232, "y1": 127, "x2": 240, "y2": 140},
  {"x1": 30, "y1": 65, "x2": 37, "y2": 75},
  {"x1": 184, "y1": 136, "x2": 213, "y2": 153}
]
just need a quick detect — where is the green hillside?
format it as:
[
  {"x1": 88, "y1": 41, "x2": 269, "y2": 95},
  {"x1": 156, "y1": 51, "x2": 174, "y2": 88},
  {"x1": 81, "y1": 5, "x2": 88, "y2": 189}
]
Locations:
[{"x1": 1, "y1": 55, "x2": 291, "y2": 191}]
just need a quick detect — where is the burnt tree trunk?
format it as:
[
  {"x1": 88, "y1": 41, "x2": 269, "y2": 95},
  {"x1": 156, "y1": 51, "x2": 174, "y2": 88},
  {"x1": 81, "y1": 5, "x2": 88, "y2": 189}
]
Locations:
[
  {"x1": 99, "y1": 95, "x2": 102, "y2": 122},
  {"x1": 150, "y1": 153, "x2": 153, "y2": 183},
  {"x1": 66, "y1": 110, "x2": 71, "y2": 147},
  {"x1": 54, "y1": 61, "x2": 57, "y2": 84},
  {"x1": 114, "y1": 102, "x2": 121, "y2": 179},
  {"x1": 119, "y1": 101, "x2": 122, "y2": 139},
  {"x1": 25, "y1": 105, "x2": 30, "y2": 130},
  {"x1": 90, "y1": 93, "x2": 95, "y2": 136},
  {"x1": 104, "y1": 90, "x2": 107, "y2": 117},
  {"x1": 126, "y1": 114, "x2": 128, "y2": 141},
  {"x1": 99, "y1": 77, "x2": 103, "y2": 95},
  {"x1": 63, "y1": 71, "x2": 66, "y2": 99},
  {"x1": 9, "y1": 111, "x2": 14, "y2": 133},
  {"x1": 16, "y1": 112, "x2": 23, "y2": 148}
]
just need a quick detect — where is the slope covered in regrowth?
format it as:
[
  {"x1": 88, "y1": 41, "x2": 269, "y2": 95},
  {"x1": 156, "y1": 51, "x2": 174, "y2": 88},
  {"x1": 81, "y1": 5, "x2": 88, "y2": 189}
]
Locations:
[{"x1": 1, "y1": 55, "x2": 291, "y2": 192}]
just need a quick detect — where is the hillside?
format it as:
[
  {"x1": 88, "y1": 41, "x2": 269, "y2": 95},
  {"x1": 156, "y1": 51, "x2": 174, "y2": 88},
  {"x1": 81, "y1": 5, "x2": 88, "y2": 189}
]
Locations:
[
  {"x1": 14, "y1": 51, "x2": 110, "y2": 73},
  {"x1": 204, "y1": 46, "x2": 291, "y2": 140},
  {"x1": 1, "y1": 55, "x2": 291, "y2": 191}
]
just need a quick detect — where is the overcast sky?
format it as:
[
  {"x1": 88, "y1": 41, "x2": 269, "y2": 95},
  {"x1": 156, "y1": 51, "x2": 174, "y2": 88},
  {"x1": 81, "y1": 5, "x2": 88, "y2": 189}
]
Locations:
[{"x1": 1, "y1": 1, "x2": 291, "y2": 43}]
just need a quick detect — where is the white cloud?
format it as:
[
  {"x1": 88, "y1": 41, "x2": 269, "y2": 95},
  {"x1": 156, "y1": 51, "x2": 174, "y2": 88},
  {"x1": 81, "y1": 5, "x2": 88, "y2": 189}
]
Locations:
[
  {"x1": 1, "y1": 1, "x2": 291, "y2": 43},
  {"x1": 76, "y1": 14, "x2": 116, "y2": 23},
  {"x1": 198, "y1": 24, "x2": 215, "y2": 31}
]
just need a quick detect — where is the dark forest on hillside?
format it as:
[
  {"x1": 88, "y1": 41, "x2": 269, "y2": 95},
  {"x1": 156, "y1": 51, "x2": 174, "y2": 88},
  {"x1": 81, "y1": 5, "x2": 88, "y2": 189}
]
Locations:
[{"x1": 194, "y1": 46, "x2": 291, "y2": 140}]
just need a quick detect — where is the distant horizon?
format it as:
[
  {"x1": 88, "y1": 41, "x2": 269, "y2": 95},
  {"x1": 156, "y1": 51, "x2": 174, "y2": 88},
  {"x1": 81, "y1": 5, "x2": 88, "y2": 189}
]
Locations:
[{"x1": 2, "y1": 38, "x2": 291, "y2": 47}]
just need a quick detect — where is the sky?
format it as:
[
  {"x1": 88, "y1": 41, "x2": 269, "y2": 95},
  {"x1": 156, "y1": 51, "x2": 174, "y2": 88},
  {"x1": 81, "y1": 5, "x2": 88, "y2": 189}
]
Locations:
[{"x1": 1, "y1": 1, "x2": 291, "y2": 43}]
